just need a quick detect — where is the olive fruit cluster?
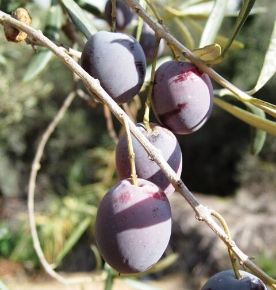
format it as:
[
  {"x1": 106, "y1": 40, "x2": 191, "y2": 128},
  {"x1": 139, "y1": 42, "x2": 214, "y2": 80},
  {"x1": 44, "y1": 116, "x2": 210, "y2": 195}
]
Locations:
[
  {"x1": 201, "y1": 270, "x2": 267, "y2": 290},
  {"x1": 81, "y1": 2, "x2": 215, "y2": 274}
]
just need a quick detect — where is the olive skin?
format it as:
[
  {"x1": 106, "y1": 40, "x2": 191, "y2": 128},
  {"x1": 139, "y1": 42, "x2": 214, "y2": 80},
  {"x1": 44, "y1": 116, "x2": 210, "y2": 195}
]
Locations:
[
  {"x1": 95, "y1": 178, "x2": 171, "y2": 273},
  {"x1": 115, "y1": 123, "x2": 182, "y2": 195},
  {"x1": 201, "y1": 270, "x2": 267, "y2": 290},
  {"x1": 104, "y1": 0, "x2": 134, "y2": 31},
  {"x1": 81, "y1": 31, "x2": 146, "y2": 104},
  {"x1": 152, "y1": 60, "x2": 213, "y2": 135}
]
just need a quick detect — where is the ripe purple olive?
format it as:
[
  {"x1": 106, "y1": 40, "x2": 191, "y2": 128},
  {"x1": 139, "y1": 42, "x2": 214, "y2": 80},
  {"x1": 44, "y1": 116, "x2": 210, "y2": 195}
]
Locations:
[
  {"x1": 115, "y1": 123, "x2": 182, "y2": 195},
  {"x1": 104, "y1": 0, "x2": 134, "y2": 31},
  {"x1": 139, "y1": 24, "x2": 165, "y2": 63},
  {"x1": 95, "y1": 178, "x2": 172, "y2": 273},
  {"x1": 152, "y1": 60, "x2": 213, "y2": 134},
  {"x1": 81, "y1": 31, "x2": 146, "y2": 104},
  {"x1": 201, "y1": 270, "x2": 267, "y2": 290}
]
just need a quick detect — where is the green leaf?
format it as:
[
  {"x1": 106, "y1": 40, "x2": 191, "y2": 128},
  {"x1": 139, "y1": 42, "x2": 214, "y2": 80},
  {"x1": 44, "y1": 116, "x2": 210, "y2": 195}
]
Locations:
[
  {"x1": 199, "y1": 0, "x2": 228, "y2": 47},
  {"x1": 60, "y1": 0, "x2": 97, "y2": 39},
  {"x1": 249, "y1": 98, "x2": 276, "y2": 118},
  {"x1": 0, "y1": 54, "x2": 6, "y2": 65},
  {"x1": 23, "y1": 49, "x2": 53, "y2": 82},
  {"x1": 222, "y1": 0, "x2": 256, "y2": 56},
  {"x1": 248, "y1": 20, "x2": 276, "y2": 94},
  {"x1": 76, "y1": 0, "x2": 102, "y2": 17},
  {"x1": 23, "y1": 3, "x2": 62, "y2": 82},
  {"x1": 44, "y1": 4, "x2": 63, "y2": 41},
  {"x1": 174, "y1": 18, "x2": 195, "y2": 49},
  {"x1": 53, "y1": 217, "x2": 92, "y2": 267},
  {"x1": 193, "y1": 43, "x2": 222, "y2": 65},
  {"x1": 214, "y1": 98, "x2": 276, "y2": 136},
  {"x1": 246, "y1": 104, "x2": 267, "y2": 155}
]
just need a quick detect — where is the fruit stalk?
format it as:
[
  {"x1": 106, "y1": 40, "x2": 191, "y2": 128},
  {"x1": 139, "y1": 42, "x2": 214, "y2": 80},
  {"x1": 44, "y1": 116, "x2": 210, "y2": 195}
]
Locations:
[
  {"x1": 143, "y1": 37, "x2": 160, "y2": 132},
  {"x1": 122, "y1": 116, "x2": 138, "y2": 186},
  {"x1": 111, "y1": 0, "x2": 117, "y2": 32}
]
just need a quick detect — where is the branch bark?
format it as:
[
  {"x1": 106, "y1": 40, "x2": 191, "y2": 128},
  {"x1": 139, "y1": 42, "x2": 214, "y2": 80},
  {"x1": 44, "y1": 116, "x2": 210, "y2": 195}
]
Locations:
[{"x1": 0, "y1": 7, "x2": 275, "y2": 288}]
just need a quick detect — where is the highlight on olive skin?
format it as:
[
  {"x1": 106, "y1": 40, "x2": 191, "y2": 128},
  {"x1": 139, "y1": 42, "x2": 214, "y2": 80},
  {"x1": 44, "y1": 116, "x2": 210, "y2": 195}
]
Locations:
[
  {"x1": 95, "y1": 178, "x2": 172, "y2": 274},
  {"x1": 104, "y1": 0, "x2": 134, "y2": 31},
  {"x1": 81, "y1": 31, "x2": 146, "y2": 104},
  {"x1": 152, "y1": 60, "x2": 214, "y2": 135},
  {"x1": 201, "y1": 270, "x2": 267, "y2": 290},
  {"x1": 115, "y1": 123, "x2": 182, "y2": 195}
]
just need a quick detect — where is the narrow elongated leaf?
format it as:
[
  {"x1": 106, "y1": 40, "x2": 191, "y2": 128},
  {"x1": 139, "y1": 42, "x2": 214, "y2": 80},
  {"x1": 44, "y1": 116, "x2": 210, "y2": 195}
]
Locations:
[
  {"x1": 23, "y1": 49, "x2": 53, "y2": 82},
  {"x1": 248, "y1": 20, "x2": 276, "y2": 94},
  {"x1": 249, "y1": 98, "x2": 276, "y2": 118},
  {"x1": 193, "y1": 43, "x2": 222, "y2": 64},
  {"x1": 23, "y1": 4, "x2": 62, "y2": 81},
  {"x1": 76, "y1": 0, "x2": 102, "y2": 17},
  {"x1": 214, "y1": 98, "x2": 276, "y2": 136},
  {"x1": 222, "y1": 0, "x2": 256, "y2": 56},
  {"x1": 199, "y1": 0, "x2": 228, "y2": 47},
  {"x1": 60, "y1": 0, "x2": 96, "y2": 39},
  {"x1": 54, "y1": 217, "x2": 92, "y2": 267},
  {"x1": 174, "y1": 18, "x2": 195, "y2": 49},
  {"x1": 246, "y1": 104, "x2": 267, "y2": 155}
]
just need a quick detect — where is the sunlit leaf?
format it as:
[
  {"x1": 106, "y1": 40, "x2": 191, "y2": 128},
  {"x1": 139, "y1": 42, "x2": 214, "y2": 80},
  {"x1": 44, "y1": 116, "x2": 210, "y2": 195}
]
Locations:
[
  {"x1": 199, "y1": 0, "x2": 227, "y2": 47},
  {"x1": 248, "y1": 20, "x2": 276, "y2": 94},
  {"x1": 174, "y1": 18, "x2": 195, "y2": 49},
  {"x1": 193, "y1": 43, "x2": 222, "y2": 64},
  {"x1": 214, "y1": 98, "x2": 276, "y2": 136},
  {"x1": 60, "y1": 0, "x2": 97, "y2": 39},
  {"x1": 222, "y1": 0, "x2": 256, "y2": 56},
  {"x1": 249, "y1": 98, "x2": 276, "y2": 118},
  {"x1": 215, "y1": 35, "x2": 244, "y2": 50},
  {"x1": 246, "y1": 104, "x2": 267, "y2": 155},
  {"x1": 214, "y1": 89, "x2": 276, "y2": 119},
  {"x1": 0, "y1": 54, "x2": 7, "y2": 65}
]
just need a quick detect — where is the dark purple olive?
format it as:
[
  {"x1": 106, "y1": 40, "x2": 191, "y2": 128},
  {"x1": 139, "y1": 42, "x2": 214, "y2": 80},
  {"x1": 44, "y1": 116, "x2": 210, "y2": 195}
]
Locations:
[
  {"x1": 152, "y1": 60, "x2": 213, "y2": 134},
  {"x1": 201, "y1": 270, "x2": 267, "y2": 290},
  {"x1": 81, "y1": 31, "x2": 146, "y2": 104},
  {"x1": 95, "y1": 178, "x2": 172, "y2": 273},
  {"x1": 104, "y1": 0, "x2": 134, "y2": 31},
  {"x1": 115, "y1": 123, "x2": 182, "y2": 195}
]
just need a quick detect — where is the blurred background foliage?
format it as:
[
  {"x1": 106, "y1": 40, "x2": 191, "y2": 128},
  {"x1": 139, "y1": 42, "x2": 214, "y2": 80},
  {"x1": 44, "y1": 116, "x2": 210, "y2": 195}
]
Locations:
[{"x1": 0, "y1": 0, "x2": 275, "y2": 286}]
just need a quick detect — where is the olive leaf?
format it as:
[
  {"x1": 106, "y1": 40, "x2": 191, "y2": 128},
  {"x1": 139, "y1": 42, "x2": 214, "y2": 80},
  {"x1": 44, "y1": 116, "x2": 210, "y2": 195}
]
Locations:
[
  {"x1": 199, "y1": 0, "x2": 228, "y2": 47},
  {"x1": 214, "y1": 97, "x2": 276, "y2": 136},
  {"x1": 60, "y1": 0, "x2": 97, "y2": 39},
  {"x1": 222, "y1": 0, "x2": 256, "y2": 56},
  {"x1": 23, "y1": 3, "x2": 62, "y2": 82},
  {"x1": 248, "y1": 20, "x2": 276, "y2": 94}
]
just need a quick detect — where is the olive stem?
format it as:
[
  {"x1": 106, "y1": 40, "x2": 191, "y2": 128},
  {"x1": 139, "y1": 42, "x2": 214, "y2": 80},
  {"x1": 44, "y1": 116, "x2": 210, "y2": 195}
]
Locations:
[
  {"x1": 122, "y1": 116, "x2": 138, "y2": 186},
  {"x1": 211, "y1": 210, "x2": 241, "y2": 280},
  {"x1": 111, "y1": 0, "x2": 117, "y2": 32},
  {"x1": 143, "y1": 37, "x2": 160, "y2": 132}
]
